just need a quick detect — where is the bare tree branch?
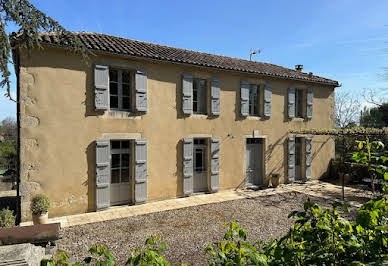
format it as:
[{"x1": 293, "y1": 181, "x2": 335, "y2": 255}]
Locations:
[{"x1": 335, "y1": 90, "x2": 361, "y2": 128}]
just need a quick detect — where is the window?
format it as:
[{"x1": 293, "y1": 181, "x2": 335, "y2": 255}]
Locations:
[
  {"x1": 194, "y1": 139, "x2": 207, "y2": 172},
  {"x1": 109, "y1": 69, "x2": 131, "y2": 111},
  {"x1": 249, "y1": 84, "x2": 259, "y2": 116},
  {"x1": 295, "y1": 89, "x2": 304, "y2": 118},
  {"x1": 193, "y1": 79, "x2": 207, "y2": 114},
  {"x1": 110, "y1": 140, "x2": 131, "y2": 184}
]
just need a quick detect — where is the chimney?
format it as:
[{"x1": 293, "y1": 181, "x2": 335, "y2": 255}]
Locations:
[{"x1": 295, "y1": 64, "x2": 303, "y2": 71}]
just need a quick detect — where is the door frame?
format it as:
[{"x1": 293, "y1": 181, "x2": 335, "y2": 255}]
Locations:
[
  {"x1": 99, "y1": 133, "x2": 142, "y2": 209},
  {"x1": 244, "y1": 136, "x2": 267, "y2": 186},
  {"x1": 193, "y1": 138, "x2": 209, "y2": 193}
]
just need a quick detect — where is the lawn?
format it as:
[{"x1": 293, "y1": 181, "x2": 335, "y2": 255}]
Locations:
[{"x1": 57, "y1": 190, "x2": 370, "y2": 265}]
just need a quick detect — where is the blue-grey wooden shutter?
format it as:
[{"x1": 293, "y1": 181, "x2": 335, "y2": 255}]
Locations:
[
  {"x1": 211, "y1": 77, "x2": 220, "y2": 116},
  {"x1": 210, "y1": 138, "x2": 220, "y2": 192},
  {"x1": 94, "y1": 65, "x2": 109, "y2": 110},
  {"x1": 183, "y1": 138, "x2": 193, "y2": 195},
  {"x1": 182, "y1": 74, "x2": 193, "y2": 115},
  {"x1": 240, "y1": 79, "x2": 249, "y2": 117},
  {"x1": 305, "y1": 137, "x2": 312, "y2": 180},
  {"x1": 135, "y1": 68, "x2": 148, "y2": 112},
  {"x1": 288, "y1": 136, "x2": 295, "y2": 183},
  {"x1": 306, "y1": 87, "x2": 313, "y2": 119},
  {"x1": 288, "y1": 86, "x2": 296, "y2": 118},
  {"x1": 135, "y1": 139, "x2": 147, "y2": 204},
  {"x1": 96, "y1": 140, "x2": 110, "y2": 210},
  {"x1": 264, "y1": 82, "x2": 272, "y2": 117}
]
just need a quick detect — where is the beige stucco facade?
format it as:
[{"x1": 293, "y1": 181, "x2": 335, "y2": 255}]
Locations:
[{"x1": 16, "y1": 46, "x2": 335, "y2": 221}]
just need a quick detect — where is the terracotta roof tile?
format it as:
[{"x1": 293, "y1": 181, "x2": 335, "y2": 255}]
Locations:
[{"x1": 34, "y1": 32, "x2": 339, "y2": 86}]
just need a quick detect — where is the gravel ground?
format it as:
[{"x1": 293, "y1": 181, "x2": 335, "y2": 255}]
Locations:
[{"x1": 58, "y1": 191, "x2": 370, "y2": 265}]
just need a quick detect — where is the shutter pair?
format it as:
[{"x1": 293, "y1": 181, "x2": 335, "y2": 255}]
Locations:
[
  {"x1": 287, "y1": 136, "x2": 312, "y2": 183},
  {"x1": 95, "y1": 139, "x2": 147, "y2": 210},
  {"x1": 182, "y1": 138, "x2": 220, "y2": 195},
  {"x1": 287, "y1": 87, "x2": 313, "y2": 118},
  {"x1": 94, "y1": 64, "x2": 148, "y2": 112},
  {"x1": 240, "y1": 80, "x2": 272, "y2": 117},
  {"x1": 182, "y1": 74, "x2": 220, "y2": 115}
]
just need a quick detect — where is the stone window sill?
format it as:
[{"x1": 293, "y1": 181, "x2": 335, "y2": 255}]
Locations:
[
  {"x1": 103, "y1": 110, "x2": 142, "y2": 120},
  {"x1": 191, "y1": 114, "x2": 208, "y2": 119},
  {"x1": 246, "y1": 116, "x2": 262, "y2": 120},
  {"x1": 292, "y1": 117, "x2": 305, "y2": 121}
]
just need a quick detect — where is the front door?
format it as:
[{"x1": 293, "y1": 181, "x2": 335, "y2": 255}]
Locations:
[
  {"x1": 245, "y1": 138, "x2": 263, "y2": 186},
  {"x1": 295, "y1": 138, "x2": 302, "y2": 181},
  {"x1": 193, "y1": 139, "x2": 208, "y2": 192},
  {"x1": 110, "y1": 140, "x2": 132, "y2": 205}
]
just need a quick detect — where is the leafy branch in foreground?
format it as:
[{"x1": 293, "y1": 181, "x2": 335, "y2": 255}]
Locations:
[{"x1": 0, "y1": 0, "x2": 88, "y2": 100}]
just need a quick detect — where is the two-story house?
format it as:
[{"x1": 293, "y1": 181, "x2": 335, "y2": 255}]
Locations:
[{"x1": 12, "y1": 32, "x2": 339, "y2": 221}]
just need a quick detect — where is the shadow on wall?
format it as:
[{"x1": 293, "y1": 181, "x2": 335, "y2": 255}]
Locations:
[
  {"x1": 265, "y1": 133, "x2": 288, "y2": 181},
  {"x1": 312, "y1": 136, "x2": 332, "y2": 179},
  {"x1": 85, "y1": 142, "x2": 96, "y2": 212},
  {"x1": 175, "y1": 140, "x2": 183, "y2": 197}
]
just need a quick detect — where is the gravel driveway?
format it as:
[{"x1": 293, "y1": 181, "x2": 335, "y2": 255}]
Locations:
[{"x1": 58, "y1": 191, "x2": 369, "y2": 265}]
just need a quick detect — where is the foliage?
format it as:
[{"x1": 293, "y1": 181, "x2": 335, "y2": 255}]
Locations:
[
  {"x1": 41, "y1": 244, "x2": 115, "y2": 266},
  {"x1": 30, "y1": 193, "x2": 50, "y2": 214},
  {"x1": 205, "y1": 222, "x2": 267, "y2": 265},
  {"x1": 352, "y1": 138, "x2": 388, "y2": 192},
  {"x1": 41, "y1": 198, "x2": 388, "y2": 265},
  {"x1": 0, "y1": 140, "x2": 16, "y2": 168},
  {"x1": 0, "y1": 208, "x2": 15, "y2": 227},
  {"x1": 0, "y1": 0, "x2": 88, "y2": 99},
  {"x1": 360, "y1": 103, "x2": 388, "y2": 128},
  {"x1": 289, "y1": 127, "x2": 388, "y2": 137},
  {"x1": 126, "y1": 235, "x2": 171, "y2": 266}
]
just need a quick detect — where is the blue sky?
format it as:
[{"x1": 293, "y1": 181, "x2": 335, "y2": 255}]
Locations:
[{"x1": 1, "y1": 0, "x2": 387, "y2": 120}]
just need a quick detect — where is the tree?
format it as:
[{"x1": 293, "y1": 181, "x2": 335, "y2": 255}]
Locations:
[
  {"x1": 335, "y1": 90, "x2": 360, "y2": 129},
  {"x1": 360, "y1": 103, "x2": 388, "y2": 128},
  {"x1": 0, "y1": 116, "x2": 16, "y2": 141},
  {"x1": 0, "y1": 0, "x2": 87, "y2": 100}
]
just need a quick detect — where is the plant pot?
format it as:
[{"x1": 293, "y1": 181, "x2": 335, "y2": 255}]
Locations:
[
  {"x1": 32, "y1": 212, "x2": 48, "y2": 225},
  {"x1": 271, "y1": 177, "x2": 280, "y2": 188}
]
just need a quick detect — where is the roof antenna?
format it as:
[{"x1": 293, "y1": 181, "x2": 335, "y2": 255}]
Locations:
[{"x1": 249, "y1": 48, "x2": 262, "y2": 61}]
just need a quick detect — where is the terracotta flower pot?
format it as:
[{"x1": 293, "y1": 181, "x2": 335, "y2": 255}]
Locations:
[
  {"x1": 32, "y1": 212, "x2": 48, "y2": 225},
  {"x1": 271, "y1": 175, "x2": 280, "y2": 188}
]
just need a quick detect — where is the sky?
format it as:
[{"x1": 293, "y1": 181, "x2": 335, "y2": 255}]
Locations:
[{"x1": 1, "y1": 0, "x2": 387, "y2": 120}]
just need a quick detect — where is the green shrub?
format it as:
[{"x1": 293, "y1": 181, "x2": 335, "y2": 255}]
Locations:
[
  {"x1": 126, "y1": 235, "x2": 171, "y2": 266},
  {"x1": 30, "y1": 193, "x2": 50, "y2": 215},
  {"x1": 0, "y1": 208, "x2": 15, "y2": 228}
]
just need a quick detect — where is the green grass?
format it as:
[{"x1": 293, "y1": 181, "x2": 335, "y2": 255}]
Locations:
[{"x1": 0, "y1": 169, "x2": 5, "y2": 175}]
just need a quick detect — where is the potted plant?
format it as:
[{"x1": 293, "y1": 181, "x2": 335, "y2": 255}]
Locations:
[
  {"x1": 271, "y1": 173, "x2": 280, "y2": 188},
  {"x1": 30, "y1": 193, "x2": 51, "y2": 225}
]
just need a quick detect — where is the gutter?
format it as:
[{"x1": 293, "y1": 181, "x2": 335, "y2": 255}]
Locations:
[
  {"x1": 38, "y1": 42, "x2": 340, "y2": 87},
  {"x1": 12, "y1": 47, "x2": 21, "y2": 225}
]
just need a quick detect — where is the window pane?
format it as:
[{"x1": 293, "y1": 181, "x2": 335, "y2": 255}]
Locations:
[
  {"x1": 122, "y1": 141, "x2": 130, "y2": 149},
  {"x1": 121, "y1": 169, "x2": 130, "y2": 182},
  {"x1": 111, "y1": 141, "x2": 120, "y2": 149},
  {"x1": 122, "y1": 84, "x2": 130, "y2": 96},
  {"x1": 111, "y1": 154, "x2": 120, "y2": 168},
  {"x1": 110, "y1": 82, "x2": 118, "y2": 95},
  {"x1": 110, "y1": 96, "x2": 118, "y2": 109},
  {"x1": 122, "y1": 153, "x2": 130, "y2": 167},
  {"x1": 193, "y1": 101, "x2": 198, "y2": 112},
  {"x1": 122, "y1": 71, "x2": 131, "y2": 84},
  {"x1": 195, "y1": 149, "x2": 204, "y2": 171},
  {"x1": 109, "y1": 70, "x2": 118, "y2": 82},
  {"x1": 122, "y1": 97, "x2": 130, "y2": 109},
  {"x1": 111, "y1": 169, "x2": 120, "y2": 183}
]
